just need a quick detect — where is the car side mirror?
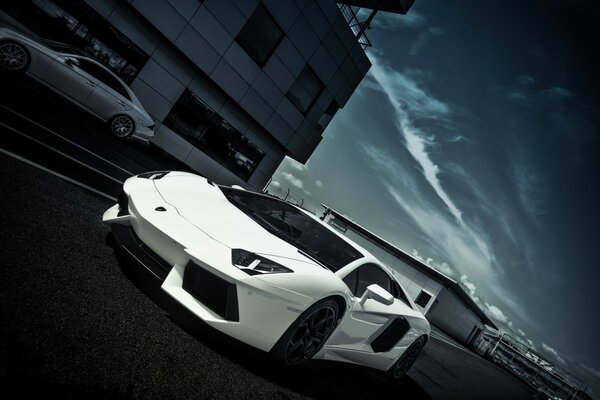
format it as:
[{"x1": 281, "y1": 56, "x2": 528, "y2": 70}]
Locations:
[
  {"x1": 359, "y1": 284, "x2": 394, "y2": 306},
  {"x1": 64, "y1": 57, "x2": 79, "y2": 67}
]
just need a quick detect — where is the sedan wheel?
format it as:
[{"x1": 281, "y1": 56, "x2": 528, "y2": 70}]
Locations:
[
  {"x1": 272, "y1": 299, "x2": 339, "y2": 366},
  {"x1": 0, "y1": 42, "x2": 29, "y2": 72},
  {"x1": 388, "y1": 335, "x2": 426, "y2": 380},
  {"x1": 110, "y1": 115, "x2": 134, "y2": 138}
]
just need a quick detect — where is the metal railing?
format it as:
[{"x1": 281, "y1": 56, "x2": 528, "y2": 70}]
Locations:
[{"x1": 338, "y1": 4, "x2": 372, "y2": 49}]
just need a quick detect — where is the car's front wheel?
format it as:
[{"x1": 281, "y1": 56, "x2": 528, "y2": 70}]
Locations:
[
  {"x1": 0, "y1": 41, "x2": 30, "y2": 72},
  {"x1": 387, "y1": 335, "x2": 426, "y2": 380},
  {"x1": 271, "y1": 299, "x2": 339, "y2": 366},
  {"x1": 109, "y1": 114, "x2": 135, "y2": 139}
]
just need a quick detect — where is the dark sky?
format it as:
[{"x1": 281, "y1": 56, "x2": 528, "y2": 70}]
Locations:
[{"x1": 269, "y1": 0, "x2": 600, "y2": 394}]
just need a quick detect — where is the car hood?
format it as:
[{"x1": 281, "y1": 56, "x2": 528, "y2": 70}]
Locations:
[{"x1": 153, "y1": 173, "x2": 330, "y2": 275}]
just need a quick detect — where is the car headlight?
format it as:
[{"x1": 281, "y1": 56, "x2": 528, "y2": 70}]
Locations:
[{"x1": 231, "y1": 249, "x2": 292, "y2": 275}]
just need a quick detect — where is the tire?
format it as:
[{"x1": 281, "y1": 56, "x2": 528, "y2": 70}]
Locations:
[
  {"x1": 109, "y1": 114, "x2": 135, "y2": 139},
  {"x1": 271, "y1": 299, "x2": 339, "y2": 366},
  {"x1": 387, "y1": 335, "x2": 426, "y2": 380},
  {"x1": 0, "y1": 40, "x2": 30, "y2": 72}
]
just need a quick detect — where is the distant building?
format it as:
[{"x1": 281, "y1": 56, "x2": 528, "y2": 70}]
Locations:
[
  {"x1": 321, "y1": 205, "x2": 498, "y2": 347},
  {"x1": 1, "y1": 0, "x2": 415, "y2": 190}
]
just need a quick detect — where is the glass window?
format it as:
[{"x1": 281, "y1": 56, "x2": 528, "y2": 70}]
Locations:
[
  {"x1": 355, "y1": 264, "x2": 392, "y2": 298},
  {"x1": 344, "y1": 264, "x2": 412, "y2": 307},
  {"x1": 164, "y1": 90, "x2": 265, "y2": 181},
  {"x1": 219, "y1": 187, "x2": 364, "y2": 271},
  {"x1": 415, "y1": 290, "x2": 432, "y2": 308},
  {"x1": 343, "y1": 269, "x2": 358, "y2": 293},
  {"x1": 1, "y1": 0, "x2": 149, "y2": 84},
  {"x1": 286, "y1": 66, "x2": 324, "y2": 115},
  {"x1": 235, "y1": 4, "x2": 283, "y2": 66},
  {"x1": 74, "y1": 58, "x2": 129, "y2": 100}
]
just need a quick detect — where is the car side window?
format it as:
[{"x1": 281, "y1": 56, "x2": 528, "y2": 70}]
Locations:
[
  {"x1": 99, "y1": 71, "x2": 131, "y2": 100},
  {"x1": 76, "y1": 58, "x2": 105, "y2": 82},
  {"x1": 76, "y1": 58, "x2": 131, "y2": 100},
  {"x1": 355, "y1": 264, "x2": 391, "y2": 297},
  {"x1": 344, "y1": 264, "x2": 391, "y2": 297},
  {"x1": 342, "y1": 269, "x2": 358, "y2": 294}
]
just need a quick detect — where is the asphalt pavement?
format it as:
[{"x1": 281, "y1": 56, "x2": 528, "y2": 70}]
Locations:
[{"x1": 0, "y1": 69, "x2": 538, "y2": 399}]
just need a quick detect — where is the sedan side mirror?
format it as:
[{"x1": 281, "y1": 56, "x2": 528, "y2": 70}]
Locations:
[
  {"x1": 359, "y1": 284, "x2": 394, "y2": 306},
  {"x1": 64, "y1": 57, "x2": 79, "y2": 67}
]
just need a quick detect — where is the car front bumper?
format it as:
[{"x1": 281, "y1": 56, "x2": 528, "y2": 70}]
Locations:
[{"x1": 103, "y1": 203, "x2": 314, "y2": 352}]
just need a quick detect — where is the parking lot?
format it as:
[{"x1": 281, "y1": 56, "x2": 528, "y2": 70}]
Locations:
[{"x1": 0, "y1": 71, "x2": 538, "y2": 399}]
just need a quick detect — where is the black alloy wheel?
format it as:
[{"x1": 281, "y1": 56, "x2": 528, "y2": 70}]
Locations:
[
  {"x1": 272, "y1": 299, "x2": 339, "y2": 366},
  {"x1": 0, "y1": 41, "x2": 30, "y2": 72},
  {"x1": 110, "y1": 114, "x2": 135, "y2": 138},
  {"x1": 388, "y1": 335, "x2": 426, "y2": 380}
]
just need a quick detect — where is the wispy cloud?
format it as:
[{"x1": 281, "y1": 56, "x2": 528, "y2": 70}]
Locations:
[
  {"x1": 512, "y1": 159, "x2": 548, "y2": 222},
  {"x1": 368, "y1": 55, "x2": 460, "y2": 222},
  {"x1": 410, "y1": 27, "x2": 444, "y2": 56},
  {"x1": 315, "y1": 180, "x2": 323, "y2": 188},
  {"x1": 541, "y1": 343, "x2": 566, "y2": 365}
]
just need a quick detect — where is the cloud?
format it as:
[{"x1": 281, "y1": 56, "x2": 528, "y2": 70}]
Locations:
[
  {"x1": 270, "y1": 180, "x2": 281, "y2": 189},
  {"x1": 513, "y1": 160, "x2": 548, "y2": 222},
  {"x1": 460, "y1": 275, "x2": 477, "y2": 296},
  {"x1": 367, "y1": 56, "x2": 461, "y2": 224},
  {"x1": 506, "y1": 76, "x2": 572, "y2": 107},
  {"x1": 579, "y1": 363, "x2": 600, "y2": 379},
  {"x1": 281, "y1": 172, "x2": 304, "y2": 189},
  {"x1": 485, "y1": 303, "x2": 509, "y2": 324},
  {"x1": 517, "y1": 328, "x2": 526, "y2": 337},
  {"x1": 286, "y1": 158, "x2": 308, "y2": 172},
  {"x1": 541, "y1": 343, "x2": 566, "y2": 365},
  {"x1": 410, "y1": 27, "x2": 444, "y2": 56},
  {"x1": 315, "y1": 180, "x2": 323, "y2": 188},
  {"x1": 411, "y1": 249, "x2": 424, "y2": 262},
  {"x1": 446, "y1": 134, "x2": 470, "y2": 143},
  {"x1": 412, "y1": 249, "x2": 456, "y2": 278}
]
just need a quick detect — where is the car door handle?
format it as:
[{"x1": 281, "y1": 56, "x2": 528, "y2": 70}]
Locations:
[{"x1": 85, "y1": 80, "x2": 96, "y2": 87}]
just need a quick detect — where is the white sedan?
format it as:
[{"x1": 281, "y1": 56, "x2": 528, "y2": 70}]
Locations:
[
  {"x1": 103, "y1": 171, "x2": 430, "y2": 379},
  {"x1": 0, "y1": 27, "x2": 154, "y2": 143}
]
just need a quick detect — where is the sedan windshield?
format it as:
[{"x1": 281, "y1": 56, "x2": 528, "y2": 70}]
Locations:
[{"x1": 220, "y1": 187, "x2": 363, "y2": 271}]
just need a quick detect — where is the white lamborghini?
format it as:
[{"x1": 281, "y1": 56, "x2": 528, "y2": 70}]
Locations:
[{"x1": 103, "y1": 171, "x2": 430, "y2": 379}]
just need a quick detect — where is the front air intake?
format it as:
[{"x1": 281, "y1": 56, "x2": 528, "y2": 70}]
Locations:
[
  {"x1": 370, "y1": 318, "x2": 411, "y2": 353},
  {"x1": 182, "y1": 261, "x2": 239, "y2": 321}
]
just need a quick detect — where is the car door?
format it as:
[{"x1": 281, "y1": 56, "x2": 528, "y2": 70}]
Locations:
[
  {"x1": 84, "y1": 62, "x2": 134, "y2": 121},
  {"x1": 43, "y1": 55, "x2": 97, "y2": 106},
  {"x1": 321, "y1": 263, "x2": 415, "y2": 368}
]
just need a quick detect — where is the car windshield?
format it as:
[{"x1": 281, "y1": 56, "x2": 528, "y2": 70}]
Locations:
[{"x1": 220, "y1": 187, "x2": 363, "y2": 271}]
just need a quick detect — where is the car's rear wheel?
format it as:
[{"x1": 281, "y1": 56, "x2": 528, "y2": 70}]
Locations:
[
  {"x1": 271, "y1": 299, "x2": 338, "y2": 366},
  {"x1": 387, "y1": 335, "x2": 426, "y2": 380},
  {"x1": 109, "y1": 114, "x2": 135, "y2": 138},
  {"x1": 0, "y1": 41, "x2": 30, "y2": 72}
]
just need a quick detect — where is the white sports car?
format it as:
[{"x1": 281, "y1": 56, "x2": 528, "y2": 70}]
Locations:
[
  {"x1": 103, "y1": 171, "x2": 430, "y2": 379},
  {"x1": 0, "y1": 26, "x2": 154, "y2": 143}
]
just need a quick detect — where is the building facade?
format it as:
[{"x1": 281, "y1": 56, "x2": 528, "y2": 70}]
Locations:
[
  {"x1": 1, "y1": 0, "x2": 387, "y2": 190},
  {"x1": 321, "y1": 205, "x2": 498, "y2": 347}
]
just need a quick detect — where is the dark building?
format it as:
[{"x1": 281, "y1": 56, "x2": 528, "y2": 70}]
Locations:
[{"x1": 1, "y1": 0, "x2": 415, "y2": 189}]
